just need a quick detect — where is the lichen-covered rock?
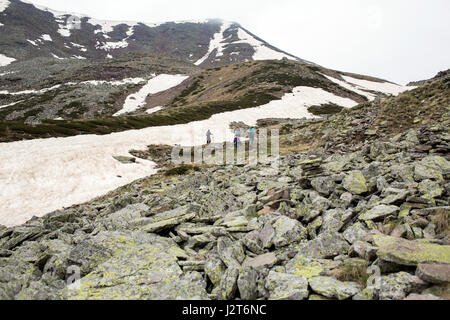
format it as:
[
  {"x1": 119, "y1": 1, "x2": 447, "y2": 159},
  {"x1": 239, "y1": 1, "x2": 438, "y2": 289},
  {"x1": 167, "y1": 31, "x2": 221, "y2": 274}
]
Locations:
[
  {"x1": 284, "y1": 254, "x2": 338, "y2": 279},
  {"x1": 373, "y1": 235, "x2": 450, "y2": 266},
  {"x1": 309, "y1": 276, "x2": 361, "y2": 300},
  {"x1": 311, "y1": 176, "x2": 336, "y2": 196},
  {"x1": 414, "y1": 156, "x2": 449, "y2": 182},
  {"x1": 237, "y1": 267, "x2": 258, "y2": 300},
  {"x1": 0, "y1": 257, "x2": 41, "y2": 299},
  {"x1": 204, "y1": 256, "x2": 226, "y2": 287},
  {"x1": 379, "y1": 272, "x2": 427, "y2": 300},
  {"x1": 416, "y1": 263, "x2": 450, "y2": 284},
  {"x1": 343, "y1": 171, "x2": 368, "y2": 195},
  {"x1": 100, "y1": 203, "x2": 149, "y2": 230},
  {"x1": 418, "y1": 179, "x2": 444, "y2": 200},
  {"x1": 243, "y1": 253, "x2": 277, "y2": 269},
  {"x1": 271, "y1": 216, "x2": 307, "y2": 248},
  {"x1": 298, "y1": 232, "x2": 350, "y2": 259},
  {"x1": 265, "y1": 271, "x2": 309, "y2": 300},
  {"x1": 343, "y1": 222, "x2": 368, "y2": 244},
  {"x1": 212, "y1": 267, "x2": 239, "y2": 300},
  {"x1": 217, "y1": 237, "x2": 245, "y2": 268},
  {"x1": 358, "y1": 205, "x2": 399, "y2": 221},
  {"x1": 68, "y1": 232, "x2": 207, "y2": 300},
  {"x1": 352, "y1": 287, "x2": 377, "y2": 300}
]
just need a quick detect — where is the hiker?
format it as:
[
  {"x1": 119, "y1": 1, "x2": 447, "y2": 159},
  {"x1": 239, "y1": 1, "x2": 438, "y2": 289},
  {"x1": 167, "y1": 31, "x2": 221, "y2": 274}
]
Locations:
[
  {"x1": 206, "y1": 129, "x2": 213, "y2": 144},
  {"x1": 234, "y1": 128, "x2": 241, "y2": 147},
  {"x1": 248, "y1": 126, "x2": 256, "y2": 146}
]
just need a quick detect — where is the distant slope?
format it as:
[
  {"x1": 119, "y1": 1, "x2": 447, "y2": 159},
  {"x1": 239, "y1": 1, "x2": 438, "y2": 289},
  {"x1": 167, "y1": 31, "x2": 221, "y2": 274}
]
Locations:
[
  {"x1": 0, "y1": 0, "x2": 304, "y2": 66},
  {"x1": 0, "y1": 59, "x2": 412, "y2": 142}
]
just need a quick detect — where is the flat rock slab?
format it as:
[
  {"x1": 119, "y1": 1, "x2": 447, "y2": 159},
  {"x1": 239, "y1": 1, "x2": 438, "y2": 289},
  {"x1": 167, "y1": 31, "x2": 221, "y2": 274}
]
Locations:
[
  {"x1": 309, "y1": 276, "x2": 361, "y2": 300},
  {"x1": 416, "y1": 263, "x2": 450, "y2": 284},
  {"x1": 243, "y1": 253, "x2": 277, "y2": 269},
  {"x1": 359, "y1": 205, "x2": 399, "y2": 221},
  {"x1": 265, "y1": 271, "x2": 309, "y2": 300},
  {"x1": 373, "y1": 235, "x2": 450, "y2": 266}
]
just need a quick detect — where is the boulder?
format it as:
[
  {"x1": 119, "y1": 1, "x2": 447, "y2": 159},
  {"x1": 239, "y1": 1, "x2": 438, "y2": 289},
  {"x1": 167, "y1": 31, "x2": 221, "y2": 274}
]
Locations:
[
  {"x1": 271, "y1": 216, "x2": 308, "y2": 248},
  {"x1": 297, "y1": 231, "x2": 350, "y2": 259},
  {"x1": 101, "y1": 203, "x2": 149, "y2": 230},
  {"x1": 373, "y1": 235, "x2": 450, "y2": 266},
  {"x1": 379, "y1": 272, "x2": 427, "y2": 300},
  {"x1": 309, "y1": 276, "x2": 361, "y2": 300},
  {"x1": 342, "y1": 171, "x2": 368, "y2": 195},
  {"x1": 310, "y1": 176, "x2": 336, "y2": 196},
  {"x1": 416, "y1": 263, "x2": 450, "y2": 284},
  {"x1": 205, "y1": 257, "x2": 226, "y2": 287},
  {"x1": 285, "y1": 255, "x2": 338, "y2": 279},
  {"x1": 343, "y1": 222, "x2": 368, "y2": 244},
  {"x1": 212, "y1": 267, "x2": 239, "y2": 300},
  {"x1": 265, "y1": 271, "x2": 309, "y2": 300},
  {"x1": 68, "y1": 232, "x2": 208, "y2": 300},
  {"x1": 359, "y1": 205, "x2": 399, "y2": 221},
  {"x1": 243, "y1": 253, "x2": 277, "y2": 269},
  {"x1": 237, "y1": 267, "x2": 259, "y2": 300}
]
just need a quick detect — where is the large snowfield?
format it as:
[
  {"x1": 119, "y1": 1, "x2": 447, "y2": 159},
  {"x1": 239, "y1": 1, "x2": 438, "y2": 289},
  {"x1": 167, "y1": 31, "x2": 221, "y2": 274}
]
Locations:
[
  {"x1": 0, "y1": 75, "x2": 413, "y2": 227},
  {"x1": 0, "y1": 83, "x2": 373, "y2": 227}
]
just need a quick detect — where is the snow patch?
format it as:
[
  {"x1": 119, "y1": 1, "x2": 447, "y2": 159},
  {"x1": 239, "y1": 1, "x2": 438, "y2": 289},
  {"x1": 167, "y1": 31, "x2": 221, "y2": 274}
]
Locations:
[
  {"x1": 96, "y1": 40, "x2": 129, "y2": 50},
  {"x1": 234, "y1": 28, "x2": 297, "y2": 61},
  {"x1": 41, "y1": 34, "x2": 53, "y2": 42},
  {"x1": 0, "y1": 0, "x2": 10, "y2": 13},
  {"x1": 194, "y1": 22, "x2": 232, "y2": 65},
  {"x1": 27, "y1": 39, "x2": 39, "y2": 47},
  {"x1": 146, "y1": 106, "x2": 163, "y2": 114},
  {"x1": 0, "y1": 86, "x2": 358, "y2": 226},
  {"x1": 51, "y1": 53, "x2": 63, "y2": 60},
  {"x1": 0, "y1": 53, "x2": 16, "y2": 67},
  {"x1": 0, "y1": 100, "x2": 23, "y2": 110},
  {"x1": 321, "y1": 74, "x2": 377, "y2": 101},
  {"x1": 88, "y1": 18, "x2": 137, "y2": 35},
  {"x1": 114, "y1": 74, "x2": 189, "y2": 116},
  {"x1": 0, "y1": 78, "x2": 147, "y2": 96},
  {"x1": 57, "y1": 28, "x2": 71, "y2": 37},
  {"x1": 71, "y1": 42, "x2": 87, "y2": 52},
  {"x1": 0, "y1": 70, "x2": 16, "y2": 77},
  {"x1": 341, "y1": 75, "x2": 413, "y2": 96}
]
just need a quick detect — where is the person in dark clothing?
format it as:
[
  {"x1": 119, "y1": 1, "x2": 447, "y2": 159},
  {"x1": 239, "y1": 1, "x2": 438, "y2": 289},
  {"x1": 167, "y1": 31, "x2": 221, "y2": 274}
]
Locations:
[{"x1": 206, "y1": 130, "x2": 213, "y2": 144}]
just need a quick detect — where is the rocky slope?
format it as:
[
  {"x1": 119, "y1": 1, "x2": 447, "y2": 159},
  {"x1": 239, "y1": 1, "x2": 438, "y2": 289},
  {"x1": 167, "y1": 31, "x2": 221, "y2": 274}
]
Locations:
[
  {"x1": 0, "y1": 77, "x2": 448, "y2": 300},
  {"x1": 0, "y1": 0, "x2": 302, "y2": 66}
]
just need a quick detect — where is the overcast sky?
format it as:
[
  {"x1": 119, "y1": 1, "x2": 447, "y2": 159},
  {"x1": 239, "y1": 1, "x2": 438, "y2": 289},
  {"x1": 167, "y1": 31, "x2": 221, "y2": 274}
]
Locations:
[{"x1": 27, "y1": 0, "x2": 450, "y2": 84}]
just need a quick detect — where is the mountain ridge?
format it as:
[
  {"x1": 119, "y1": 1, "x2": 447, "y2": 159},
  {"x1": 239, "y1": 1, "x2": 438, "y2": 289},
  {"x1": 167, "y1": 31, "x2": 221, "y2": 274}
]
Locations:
[{"x1": 0, "y1": 0, "x2": 304, "y2": 67}]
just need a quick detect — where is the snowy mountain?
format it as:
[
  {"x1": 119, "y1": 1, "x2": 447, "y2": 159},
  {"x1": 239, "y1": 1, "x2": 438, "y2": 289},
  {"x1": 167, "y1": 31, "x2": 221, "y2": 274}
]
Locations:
[{"x1": 0, "y1": 0, "x2": 303, "y2": 67}]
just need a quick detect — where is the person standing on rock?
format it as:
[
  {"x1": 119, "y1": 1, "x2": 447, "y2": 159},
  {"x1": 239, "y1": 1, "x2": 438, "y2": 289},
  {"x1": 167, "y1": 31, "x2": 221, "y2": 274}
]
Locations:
[{"x1": 206, "y1": 129, "x2": 213, "y2": 144}]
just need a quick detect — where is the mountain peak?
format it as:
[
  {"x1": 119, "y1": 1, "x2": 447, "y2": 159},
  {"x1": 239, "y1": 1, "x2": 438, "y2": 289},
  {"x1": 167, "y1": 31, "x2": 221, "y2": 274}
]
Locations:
[{"x1": 0, "y1": 0, "x2": 302, "y2": 66}]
